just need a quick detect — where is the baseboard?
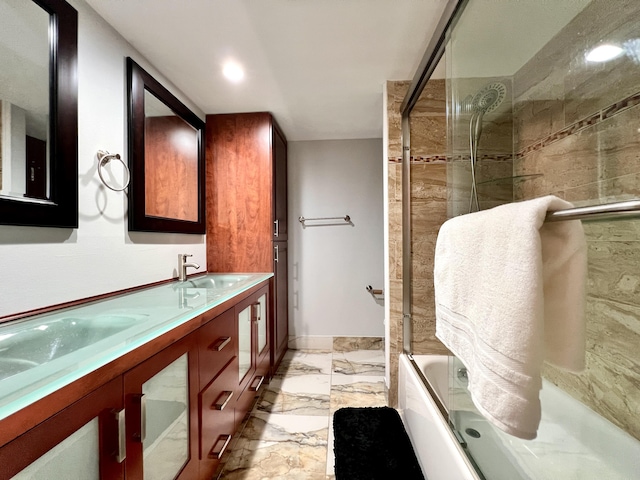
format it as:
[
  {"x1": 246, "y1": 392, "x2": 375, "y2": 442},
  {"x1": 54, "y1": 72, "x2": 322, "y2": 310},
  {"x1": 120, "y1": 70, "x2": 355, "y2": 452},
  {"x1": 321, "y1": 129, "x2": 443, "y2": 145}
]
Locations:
[{"x1": 288, "y1": 335, "x2": 384, "y2": 351}]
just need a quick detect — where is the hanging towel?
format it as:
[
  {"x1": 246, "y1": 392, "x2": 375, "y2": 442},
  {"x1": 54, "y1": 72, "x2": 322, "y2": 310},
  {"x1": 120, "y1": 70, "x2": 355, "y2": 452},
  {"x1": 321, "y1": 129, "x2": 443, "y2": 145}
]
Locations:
[{"x1": 434, "y1": 195, "x2": 587, "y2": 440}]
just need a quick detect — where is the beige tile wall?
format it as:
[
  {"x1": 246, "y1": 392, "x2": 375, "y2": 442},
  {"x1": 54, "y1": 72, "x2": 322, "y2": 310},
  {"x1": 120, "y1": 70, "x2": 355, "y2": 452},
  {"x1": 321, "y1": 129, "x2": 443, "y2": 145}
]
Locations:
[{"x1": 512, "y1": 0, "x2": 640, "y2": 440}]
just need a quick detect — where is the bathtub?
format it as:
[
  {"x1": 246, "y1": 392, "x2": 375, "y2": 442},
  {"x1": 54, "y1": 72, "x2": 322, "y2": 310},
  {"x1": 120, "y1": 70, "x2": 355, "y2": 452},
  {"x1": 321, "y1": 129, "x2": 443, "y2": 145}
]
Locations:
[{"x1": 398, "y1": 354, "x2": 640, "y2": 480}]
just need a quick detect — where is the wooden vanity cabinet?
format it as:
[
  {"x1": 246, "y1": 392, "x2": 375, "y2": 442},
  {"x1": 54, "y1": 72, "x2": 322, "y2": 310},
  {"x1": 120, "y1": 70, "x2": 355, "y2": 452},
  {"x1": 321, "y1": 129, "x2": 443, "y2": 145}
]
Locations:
[
  {"x1": 0, "y1": 280, "x2": 272, "y2": 480},
  {"x1": 0, "y1": 377, "x2": 124, "y2": 480},
  {"x1": 206, "y1": 112, "x2": 289, "y2": 379}
]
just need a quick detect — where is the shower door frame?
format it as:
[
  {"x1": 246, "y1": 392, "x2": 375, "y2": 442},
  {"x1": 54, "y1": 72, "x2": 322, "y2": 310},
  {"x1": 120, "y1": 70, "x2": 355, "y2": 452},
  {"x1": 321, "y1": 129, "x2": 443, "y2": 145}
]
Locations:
[{"x1": 400, "y1": 0, "x2": 468, "y2": 355}]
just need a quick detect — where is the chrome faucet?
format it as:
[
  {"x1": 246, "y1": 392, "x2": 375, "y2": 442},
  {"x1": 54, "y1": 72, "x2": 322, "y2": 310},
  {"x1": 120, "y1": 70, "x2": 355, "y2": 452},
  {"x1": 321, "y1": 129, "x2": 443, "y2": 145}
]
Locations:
[{"x1": 178, "y1": 253, "x2": 200, "y2": 281}]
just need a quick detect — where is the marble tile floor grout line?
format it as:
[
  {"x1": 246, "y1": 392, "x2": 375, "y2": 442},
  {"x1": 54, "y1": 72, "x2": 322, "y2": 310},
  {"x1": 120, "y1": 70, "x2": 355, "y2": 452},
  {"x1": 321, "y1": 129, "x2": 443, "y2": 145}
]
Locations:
[{"x1": 216, "y1": 344, "x2": 387, "y2": 480}]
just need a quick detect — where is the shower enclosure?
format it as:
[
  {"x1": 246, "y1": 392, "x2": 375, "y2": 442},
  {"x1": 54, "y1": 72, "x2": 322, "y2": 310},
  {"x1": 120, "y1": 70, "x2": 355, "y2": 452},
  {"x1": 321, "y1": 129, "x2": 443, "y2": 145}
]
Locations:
[{"x1": 395, "y1": 0, "x2": 640, "y2": 477}]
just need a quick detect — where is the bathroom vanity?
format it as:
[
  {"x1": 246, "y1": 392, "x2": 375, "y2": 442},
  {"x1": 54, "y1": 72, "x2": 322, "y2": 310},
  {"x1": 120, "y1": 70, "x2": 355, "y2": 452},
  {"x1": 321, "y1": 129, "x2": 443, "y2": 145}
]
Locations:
[{"x1": 0, "y1": 273, "x2": 275, "y2": 480}]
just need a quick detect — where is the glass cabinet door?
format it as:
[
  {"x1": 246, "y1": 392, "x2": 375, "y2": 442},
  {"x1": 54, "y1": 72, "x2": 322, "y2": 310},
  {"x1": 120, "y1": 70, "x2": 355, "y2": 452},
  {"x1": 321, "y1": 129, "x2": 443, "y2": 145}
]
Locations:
[
  {"x1": 12, "y1": 418, "x2": 101, "y2": 480},
  {"x1": 124, "y1": 335, "x2": 197, "y2": 480},
  {"x1": 1, "y1": 377, "x2": 124, "y2": 479},
  {"x1": 238, "y1": 304, "x2": 252, "y2": 382},
  {"x1": 141, "y1": 354, "x2": 189, "y2": 480}
]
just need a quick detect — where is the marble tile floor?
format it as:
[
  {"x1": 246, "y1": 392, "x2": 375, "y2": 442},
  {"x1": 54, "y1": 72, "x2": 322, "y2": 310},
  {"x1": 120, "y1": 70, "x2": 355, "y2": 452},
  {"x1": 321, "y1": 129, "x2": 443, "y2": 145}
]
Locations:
[{"x1": 216, "y1": 347, "x2": 386, "y2": 479}]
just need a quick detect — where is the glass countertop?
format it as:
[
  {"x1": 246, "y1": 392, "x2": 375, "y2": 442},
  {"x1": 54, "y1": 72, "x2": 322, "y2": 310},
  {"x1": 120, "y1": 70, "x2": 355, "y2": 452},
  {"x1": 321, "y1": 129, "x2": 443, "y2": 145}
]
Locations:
[{"x1": 0, "y1": 273, "x2": 272, "y2": 422}]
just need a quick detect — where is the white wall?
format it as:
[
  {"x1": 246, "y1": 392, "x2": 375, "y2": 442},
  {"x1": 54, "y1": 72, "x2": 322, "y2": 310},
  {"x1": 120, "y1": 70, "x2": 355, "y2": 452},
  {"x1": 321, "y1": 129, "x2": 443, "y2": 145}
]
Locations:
[
  {"x1": 0, "y1": 0, "x2": 206, "y2": 318},
  {"x1": 288, "y1": 139, "x2": 384, "y2": 343}
]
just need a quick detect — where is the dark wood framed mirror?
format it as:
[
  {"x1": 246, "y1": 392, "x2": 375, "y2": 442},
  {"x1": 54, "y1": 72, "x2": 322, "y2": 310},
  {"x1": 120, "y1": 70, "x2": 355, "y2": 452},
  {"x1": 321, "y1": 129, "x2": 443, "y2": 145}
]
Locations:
[
  {"x1": 126, "y1": 57, "x2": 205, "y2": 234},
  {"x1": 0, "y1": 0, "x2": 78, "y2": 228}
]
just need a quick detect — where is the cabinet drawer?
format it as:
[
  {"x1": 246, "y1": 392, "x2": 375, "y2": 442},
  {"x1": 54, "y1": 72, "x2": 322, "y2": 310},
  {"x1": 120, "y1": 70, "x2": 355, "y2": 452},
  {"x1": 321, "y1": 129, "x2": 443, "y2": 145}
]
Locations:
[
  {"x1": 198, "y1": 308, "x2": 235, "y2": 389},
  {"x1": 199, "y1": 358, "x2": 237, "y2": 477}
]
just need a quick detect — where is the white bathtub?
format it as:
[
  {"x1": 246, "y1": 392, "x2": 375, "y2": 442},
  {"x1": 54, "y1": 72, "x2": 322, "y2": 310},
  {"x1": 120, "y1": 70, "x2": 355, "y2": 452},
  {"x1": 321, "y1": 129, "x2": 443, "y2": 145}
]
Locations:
[
  {"x1": 398, "y1": 354, "x2": 480, "y2": 480},
  {"x1": 399, "y1": 354, "x2": 640, "y2": 480}
]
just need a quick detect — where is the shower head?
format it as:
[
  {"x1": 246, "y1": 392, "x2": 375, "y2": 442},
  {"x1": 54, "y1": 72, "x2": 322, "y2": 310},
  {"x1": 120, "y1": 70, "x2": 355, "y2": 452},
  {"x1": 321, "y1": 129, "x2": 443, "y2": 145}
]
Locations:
[{"x1": 471, "y1": 82, "x2": 507, "y2": 114}]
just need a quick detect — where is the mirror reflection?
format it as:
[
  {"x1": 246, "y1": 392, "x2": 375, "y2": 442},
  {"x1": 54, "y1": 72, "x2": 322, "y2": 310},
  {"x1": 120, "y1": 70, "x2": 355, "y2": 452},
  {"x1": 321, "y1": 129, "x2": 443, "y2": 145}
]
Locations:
[
  {"x1": 144, "y1": 90, "x2": 199, "y2": 222},
  {"x1": 0, "y1": 0, "x2": 50, "y2": 202}
]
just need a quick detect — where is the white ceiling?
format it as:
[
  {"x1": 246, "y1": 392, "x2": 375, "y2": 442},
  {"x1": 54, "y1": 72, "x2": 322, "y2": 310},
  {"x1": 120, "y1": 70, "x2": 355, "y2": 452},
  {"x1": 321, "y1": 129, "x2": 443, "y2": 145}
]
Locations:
[{"x1": 85, "y1": 0, "x2": 449, "y2": 141}]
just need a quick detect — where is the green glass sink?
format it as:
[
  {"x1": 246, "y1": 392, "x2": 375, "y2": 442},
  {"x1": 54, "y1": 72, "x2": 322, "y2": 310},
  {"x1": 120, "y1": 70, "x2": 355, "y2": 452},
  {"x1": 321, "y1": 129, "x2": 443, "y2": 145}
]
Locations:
[{"x1": 0, "y1": 314, "x2": 148, "y2": 381}]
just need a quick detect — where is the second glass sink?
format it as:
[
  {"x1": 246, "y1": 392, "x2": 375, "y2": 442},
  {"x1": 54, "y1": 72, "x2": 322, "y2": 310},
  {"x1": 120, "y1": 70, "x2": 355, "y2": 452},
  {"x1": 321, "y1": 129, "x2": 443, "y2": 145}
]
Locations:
[{"x1": 180, "y1": 274, "x2": 253, "y2": 290}]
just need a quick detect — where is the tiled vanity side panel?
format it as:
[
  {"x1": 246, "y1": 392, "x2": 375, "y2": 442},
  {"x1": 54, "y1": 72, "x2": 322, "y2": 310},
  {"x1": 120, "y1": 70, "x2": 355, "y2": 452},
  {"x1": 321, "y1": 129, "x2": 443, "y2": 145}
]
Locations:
[{"x1": 512, "y1": 0, "x2": 640, "y2": 441}]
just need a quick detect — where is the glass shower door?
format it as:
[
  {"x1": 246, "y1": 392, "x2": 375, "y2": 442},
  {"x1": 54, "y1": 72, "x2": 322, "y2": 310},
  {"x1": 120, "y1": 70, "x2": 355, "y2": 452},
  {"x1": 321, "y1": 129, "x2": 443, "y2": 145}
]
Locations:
[{"x1": 434, "y1": 0, "x2": 640, "y2": 478}]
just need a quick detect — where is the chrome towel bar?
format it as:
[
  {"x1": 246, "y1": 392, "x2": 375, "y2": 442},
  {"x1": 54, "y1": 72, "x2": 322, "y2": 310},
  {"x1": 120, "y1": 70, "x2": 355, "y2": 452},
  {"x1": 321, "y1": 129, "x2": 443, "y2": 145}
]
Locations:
[
  {"x1": 298, "y1": 215, "x2": 351, "y2": 225},
  {"x1": 546, "y1": 199, "x2": 640, "y2": 222}
]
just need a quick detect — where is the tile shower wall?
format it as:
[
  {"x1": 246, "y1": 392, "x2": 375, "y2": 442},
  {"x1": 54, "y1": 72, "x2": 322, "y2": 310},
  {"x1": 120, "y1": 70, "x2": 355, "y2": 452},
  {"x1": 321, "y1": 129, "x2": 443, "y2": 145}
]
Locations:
[
  {"x1": 386, "y1": 79, "x2": 449, "y2": 406},
  {"x1": 512, "y1": 0, "x2": 640, "y2": 440}
]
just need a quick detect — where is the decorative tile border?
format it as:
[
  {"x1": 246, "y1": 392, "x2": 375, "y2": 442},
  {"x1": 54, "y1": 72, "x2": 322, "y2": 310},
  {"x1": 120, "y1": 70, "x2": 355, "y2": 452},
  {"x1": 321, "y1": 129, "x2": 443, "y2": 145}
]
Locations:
[
  {"x1": 390, "y1": 89, "x2": 640, "y2": 164},
  {"x1": 450, "y1": 153, "x2": 513, "y2": 163},
  {"x1": 388, "y1": 154, "x2": 513, "y2": 164},
  {"x1": 602, "y1": 90, "x2": 640, "y2": 120},
  {"x1": 518, "y1": 89, "x2": 640, "y2": 158},
  {"x1": 517, "y1": 112, "x2": 600, "y2": 158},
  {"x1": 388, "y1": 156, "x2": 447, "y2": 164}
]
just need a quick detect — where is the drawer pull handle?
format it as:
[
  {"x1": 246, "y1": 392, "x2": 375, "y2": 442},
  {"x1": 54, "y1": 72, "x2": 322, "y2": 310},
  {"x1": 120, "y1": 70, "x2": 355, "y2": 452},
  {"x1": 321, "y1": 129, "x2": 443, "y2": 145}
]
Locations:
[
  {"x1": 210, "y1": 336, "x2": 231, "y2": 351},
  {"x1": 140, "y1": 394, "x2": 147, "y2": 443},
  {"x1": 251, "y1": 303, "x2": 261, "y2": 323},
  {"x1": 209, "y1": 434, "x2": 232, "y2": 459},
  {"x1": 213, "y1": 390, "x2": 234, "y2": 411},
  {"x1": 249, "y1": 375, "x2": 264, "y2": 392}
]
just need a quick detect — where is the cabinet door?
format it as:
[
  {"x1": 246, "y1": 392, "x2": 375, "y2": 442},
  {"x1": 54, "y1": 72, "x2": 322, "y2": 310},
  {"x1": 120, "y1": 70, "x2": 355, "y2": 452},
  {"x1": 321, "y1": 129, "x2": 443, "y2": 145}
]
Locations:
[
  {"x1": 235, "y1": 285, "x2": 269, "y2": 383},
  {"x1": 272, "y1": 123, "x2": 288, "y2": 242},
  {"x1": 124, "y1": 335, "x2": 198, "y2": 480},
  {"x1": 234, "y1": 286, "x2": 269, "y2": 430},
  {"x1": 273, "y1": 241, "x2": 289, "y2": 371},
  {"x1": 236, "y1": 301, "x2": 254, "y2": 388},
  {"x1": 0, "y1": 377, "x2": 124, "y2": 480}
]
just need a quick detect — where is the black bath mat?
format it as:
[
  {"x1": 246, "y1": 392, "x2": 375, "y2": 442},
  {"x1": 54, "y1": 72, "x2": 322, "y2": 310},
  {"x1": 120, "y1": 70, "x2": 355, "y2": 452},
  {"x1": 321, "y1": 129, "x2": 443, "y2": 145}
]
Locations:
[{"x1": 333, "y1": 407, "x2": 425, "y2": 480}]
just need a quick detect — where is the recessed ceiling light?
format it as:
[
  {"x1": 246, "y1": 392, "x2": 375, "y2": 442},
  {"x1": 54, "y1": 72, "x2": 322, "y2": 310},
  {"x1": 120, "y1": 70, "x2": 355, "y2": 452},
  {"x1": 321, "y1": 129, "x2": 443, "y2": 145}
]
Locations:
[
  {"x1": 223, "y1": 61, "x2": 244, "y2": 83},
  {"x1": 585, "y1": 44, "x2": 624, "y2": 63}
]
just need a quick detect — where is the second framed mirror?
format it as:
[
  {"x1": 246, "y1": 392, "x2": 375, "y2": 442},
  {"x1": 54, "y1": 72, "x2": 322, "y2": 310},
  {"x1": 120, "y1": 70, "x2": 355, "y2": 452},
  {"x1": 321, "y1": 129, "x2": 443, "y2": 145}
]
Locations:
[{"x1": 126, "y1": 57, "x2": 205, "y2": 234}]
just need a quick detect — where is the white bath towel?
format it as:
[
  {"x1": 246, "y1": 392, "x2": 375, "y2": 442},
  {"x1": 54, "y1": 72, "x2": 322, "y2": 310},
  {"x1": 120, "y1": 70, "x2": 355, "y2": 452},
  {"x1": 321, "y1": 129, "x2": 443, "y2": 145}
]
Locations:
[{"x1": 434, "y1": 195, "x2": 587, "y2": 440}]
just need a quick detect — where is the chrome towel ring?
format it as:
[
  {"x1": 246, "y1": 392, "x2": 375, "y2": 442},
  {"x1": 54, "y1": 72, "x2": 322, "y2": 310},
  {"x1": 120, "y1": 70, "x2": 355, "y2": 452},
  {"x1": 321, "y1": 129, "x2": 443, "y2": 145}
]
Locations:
[{"x1": 97, "y1": 150, "x2": 130, "y2": 192}]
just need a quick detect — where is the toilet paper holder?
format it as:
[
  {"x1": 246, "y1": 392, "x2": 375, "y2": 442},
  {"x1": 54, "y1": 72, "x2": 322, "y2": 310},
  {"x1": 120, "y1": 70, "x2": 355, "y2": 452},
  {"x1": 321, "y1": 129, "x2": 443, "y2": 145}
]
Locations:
[{"x1": 366, "y1": 285, "x2": 384, "y2": 296}]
